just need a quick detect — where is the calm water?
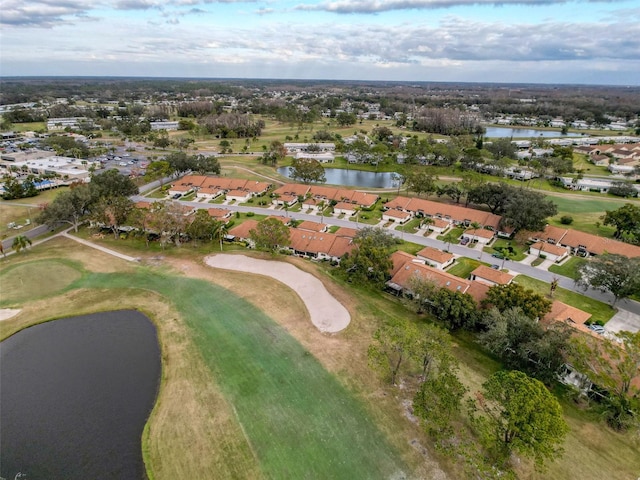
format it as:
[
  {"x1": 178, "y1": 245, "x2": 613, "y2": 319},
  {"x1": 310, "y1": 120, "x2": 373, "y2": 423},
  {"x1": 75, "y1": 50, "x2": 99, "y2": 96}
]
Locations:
[
  {"x1": 484, "y1": 126, "x2": 581, "y2": 138},
  {"x1": 278, "y1": 167, "x2": 400, "y2": 188},
  {"x1": 0, "y1": 310, "x2": 161, "y2": 480}
]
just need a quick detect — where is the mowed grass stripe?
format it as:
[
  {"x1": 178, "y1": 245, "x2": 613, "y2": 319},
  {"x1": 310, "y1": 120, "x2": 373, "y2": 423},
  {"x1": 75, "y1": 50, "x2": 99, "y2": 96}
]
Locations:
[{"x1": 79, "y1": 271, "x2": 406, "y2": 479}]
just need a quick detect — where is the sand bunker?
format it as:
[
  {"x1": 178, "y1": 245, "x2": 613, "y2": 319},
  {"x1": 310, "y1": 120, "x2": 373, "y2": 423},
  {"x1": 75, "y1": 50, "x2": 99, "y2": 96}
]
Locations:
[{"x1": 204, "y1": 254, "x2": 350, "y2": 333}]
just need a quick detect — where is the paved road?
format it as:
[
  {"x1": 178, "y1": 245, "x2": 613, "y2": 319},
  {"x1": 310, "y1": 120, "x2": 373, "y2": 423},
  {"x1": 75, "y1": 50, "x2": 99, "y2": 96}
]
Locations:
[{"x1": 132, "y1": 194, "x2": 640, "y2": 319}]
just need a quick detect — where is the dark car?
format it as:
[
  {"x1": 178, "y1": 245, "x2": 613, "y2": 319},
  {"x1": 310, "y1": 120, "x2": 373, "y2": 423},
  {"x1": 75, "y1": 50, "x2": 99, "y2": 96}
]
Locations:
[
  {"x1": 172, "y1": 193, "x2": 181, "y2": 199},
  {"x1": 460, "y1": 237, "x2": 470, "y2": 245},
  {"x1": 491, "y1": 264, "x2": 500, "y2": 270},
  {"x1": 491, "y1": 253, "x2": 503, "y2": 259}
]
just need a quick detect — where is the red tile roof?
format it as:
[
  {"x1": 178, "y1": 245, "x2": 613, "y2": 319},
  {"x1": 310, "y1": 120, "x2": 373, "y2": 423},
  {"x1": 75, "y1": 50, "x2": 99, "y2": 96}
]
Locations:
[
  {"x1": 471, "y1": 265, "x2": 514, "y2": 285},
  {"x1": 416, "y1": 246, "x2": 454, "y2": 265}
]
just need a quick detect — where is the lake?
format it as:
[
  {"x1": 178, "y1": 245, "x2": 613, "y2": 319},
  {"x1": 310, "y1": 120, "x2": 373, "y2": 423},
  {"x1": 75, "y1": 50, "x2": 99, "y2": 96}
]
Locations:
[
  {"x1": 0, "y1": 310, "x2": 161, "y2": 480},
  {"x1": 484, "y1": 126, "x2": 582, "y2": 138},
  {"x1": 277, "y1": 167, "x2": 400, "y2": 188}
]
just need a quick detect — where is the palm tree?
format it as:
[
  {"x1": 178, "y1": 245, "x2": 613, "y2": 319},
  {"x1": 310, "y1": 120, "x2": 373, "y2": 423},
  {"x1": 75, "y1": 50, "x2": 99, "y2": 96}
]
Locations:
[
  {"x1": 442, "y1": 230, "x2": 456, "y2": 252},
  {"x1": 212, "y1": 220, "x2": 228, "y2": 252},
  {"x1": 468, "y1": 221, "x2": 482, "y2": 248},
  {"x1": 12, "y1": 235, "x2": 32, "y2": 254},
  {"x1": 421, "y1": 217, "x2": 434, "y2": 234}
]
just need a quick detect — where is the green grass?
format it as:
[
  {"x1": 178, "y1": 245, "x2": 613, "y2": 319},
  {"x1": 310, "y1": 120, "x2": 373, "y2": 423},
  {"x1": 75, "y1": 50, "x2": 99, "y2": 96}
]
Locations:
[
  {"x1": 549, "y1": 256, "x2": 587, "y2": 280},
  {"x1": 446, "y1": 257, "x2": 483, "y2": 279},
  {"x1": 484, "y1": 238, "x2": 527, "y2": 261},
  {"x1": 0, "y1": 259, "x2": 82, "y2": 305},
  {"x1": 437, "y1": 227, "x2": 464, "y2": 244},
  {"x1": 78, "y1": 270, "x2": 407, "y2": 479},
  {"x1": 395, "y1": 217, "x2": 422, "y2": 233},
  {"x1": 546, "y1": 195, "x2": 637, "y2": 236},
  {"x1": 514, "y1": 275, "x2": 615, "y2": 324}
]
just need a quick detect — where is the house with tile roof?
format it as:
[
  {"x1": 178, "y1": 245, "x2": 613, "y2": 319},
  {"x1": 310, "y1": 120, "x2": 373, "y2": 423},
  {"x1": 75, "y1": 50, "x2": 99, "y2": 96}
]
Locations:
[
  {"x1": 469, "y1": 265, "x2": 514, "y2": 286},
  {"x1": 529, "y1": 241, "x2": 569, "y2": 263},
  {"x1": 416, "y1": 246, "x2": 455, "y2": 270}
]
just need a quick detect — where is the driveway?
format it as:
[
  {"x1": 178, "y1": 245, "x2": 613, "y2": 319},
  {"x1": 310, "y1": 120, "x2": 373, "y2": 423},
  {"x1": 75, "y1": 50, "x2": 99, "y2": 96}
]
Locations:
[{"x1": 604, "y1": 308, "x2": 640, "y2": 333}]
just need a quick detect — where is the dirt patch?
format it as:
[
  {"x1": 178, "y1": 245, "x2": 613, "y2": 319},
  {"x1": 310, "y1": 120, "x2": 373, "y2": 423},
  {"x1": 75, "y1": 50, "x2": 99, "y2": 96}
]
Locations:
[{"x1": 204, "y1": 254, "x2": 351, "y2": 333}]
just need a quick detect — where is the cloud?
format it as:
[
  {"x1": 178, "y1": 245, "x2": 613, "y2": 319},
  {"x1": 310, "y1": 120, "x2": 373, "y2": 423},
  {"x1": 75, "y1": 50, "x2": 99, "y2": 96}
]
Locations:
[
  {"x1": 115, "y1": 0, "x2": 159, "y2": 9},
  {"x1": 1, "y1": 0, "x2": 96, "y2": 27},
  {"x1": 295, "y1": 0, "x2": 625, "y2": 14},
  {"x1": 255, "y1": 7, "x2": 274, "y2": 14}
]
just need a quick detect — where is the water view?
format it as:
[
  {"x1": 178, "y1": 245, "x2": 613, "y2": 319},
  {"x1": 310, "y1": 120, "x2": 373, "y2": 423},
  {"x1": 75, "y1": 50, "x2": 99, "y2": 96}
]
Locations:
[
  {"x1": 0, "y1": 310, "x2": 161, "y2": 480},
  {"x1": 484, "y1": 126, "x2": 582, "y2": 138},
  {"x1": 278, "y1": 167, "x2": 400, "y2": 188}
]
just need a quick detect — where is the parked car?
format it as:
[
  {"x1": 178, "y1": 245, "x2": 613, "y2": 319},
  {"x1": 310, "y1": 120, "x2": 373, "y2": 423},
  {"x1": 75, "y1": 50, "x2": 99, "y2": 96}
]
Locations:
[
  {"x1": 491, "y1": 264, "x2": 500, "y2": 270},
  {"x1": 460, "y1": 237, "x2": 469, "y2": 245},
  {"x1": 491, "y1": 252, "x2": 503, "y2": 259},
  {"x1": 588, "y1": 324, "x2": 606, "y2": 334},
  {"x1": 172, "y1": 193, "x2": 181, "y2": 199}
]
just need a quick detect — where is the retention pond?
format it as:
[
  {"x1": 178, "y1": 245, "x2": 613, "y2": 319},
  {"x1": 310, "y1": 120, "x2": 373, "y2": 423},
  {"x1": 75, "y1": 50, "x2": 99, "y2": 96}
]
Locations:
[{"x1": 0, "y1": 310, "x2": 161, "y2": 480}]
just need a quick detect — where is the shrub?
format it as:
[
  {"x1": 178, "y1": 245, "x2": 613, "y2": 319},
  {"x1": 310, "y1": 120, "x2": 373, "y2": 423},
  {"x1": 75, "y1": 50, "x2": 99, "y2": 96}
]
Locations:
[
  {"x1": 560, "y1": 215, "x2": 574, "y2": 225},
  {"x1": 246, "y1": 211, "x2": 255, "y2": 217}
]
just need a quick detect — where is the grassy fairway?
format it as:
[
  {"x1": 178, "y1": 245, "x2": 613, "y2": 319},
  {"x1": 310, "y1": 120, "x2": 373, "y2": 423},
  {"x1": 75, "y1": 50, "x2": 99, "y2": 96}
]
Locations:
[
  {"x1": 546, "y1": 195, "x2": 637, "y2": 236},
  {"x1": 75, "y1": 270, "x2": 407, "y2": 479}
]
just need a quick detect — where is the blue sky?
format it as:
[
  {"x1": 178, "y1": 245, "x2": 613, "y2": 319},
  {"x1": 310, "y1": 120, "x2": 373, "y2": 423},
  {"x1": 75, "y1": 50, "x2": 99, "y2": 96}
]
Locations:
[{"x1": 1, "y1": 0, "x2": 639, "y2": 85}]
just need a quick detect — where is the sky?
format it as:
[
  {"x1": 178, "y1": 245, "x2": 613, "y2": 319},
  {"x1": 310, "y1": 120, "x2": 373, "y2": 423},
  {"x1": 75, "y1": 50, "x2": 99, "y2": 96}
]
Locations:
[{"x1": 1, "y1": 0, "x2": 639, "y2": 85}]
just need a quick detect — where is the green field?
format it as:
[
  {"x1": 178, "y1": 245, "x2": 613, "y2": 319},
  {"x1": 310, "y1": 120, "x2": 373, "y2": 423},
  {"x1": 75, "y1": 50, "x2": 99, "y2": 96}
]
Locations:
[
  {"x1": 546, "y1": 195, "x2": 637, "y2": 236},
  {"x1": 72, "y1": 269, "x2": 407, "y2": 479},
  {"x1": 0, "y1": 259, "x2": 82, "y2": 304}
]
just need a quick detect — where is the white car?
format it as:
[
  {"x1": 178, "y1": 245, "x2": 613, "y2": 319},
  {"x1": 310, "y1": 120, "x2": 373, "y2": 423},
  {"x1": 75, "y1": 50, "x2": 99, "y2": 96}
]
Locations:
[{"x1": 588, "y1": 324, "x2": 606, "y2": 334}]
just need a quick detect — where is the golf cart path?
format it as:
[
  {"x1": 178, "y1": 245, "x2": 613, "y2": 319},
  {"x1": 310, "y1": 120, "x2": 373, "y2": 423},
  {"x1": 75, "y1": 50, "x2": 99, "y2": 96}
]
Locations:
[{"x1": 205, "y1": 254, "x2": 350, "y2": 333}]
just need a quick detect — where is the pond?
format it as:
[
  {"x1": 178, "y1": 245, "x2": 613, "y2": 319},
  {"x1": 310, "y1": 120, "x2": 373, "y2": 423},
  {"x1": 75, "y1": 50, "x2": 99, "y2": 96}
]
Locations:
[
  {"x1": 0, "y1": 310, "x2": 161, "y2": 480},
  {"x1": 484, "y1": 126, "x2": 582, "y2": 138},
  {"x1": 277, "y1": 166, "x2": 400, "y2": 188}
]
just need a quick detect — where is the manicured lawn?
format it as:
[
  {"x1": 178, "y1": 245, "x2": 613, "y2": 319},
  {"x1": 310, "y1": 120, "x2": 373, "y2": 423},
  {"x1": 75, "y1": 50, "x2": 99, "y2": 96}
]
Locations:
[
  {"x1": 546, "y1": 195, "x2": 636, "y2": 236},
  {"x1": 549, "y1": 256, "x2": 587, "y2": 280},
  {"x1": 395, "y1": 217, "x2": 422, "y2": 233},
  {"x1": 484, "y1": 238, "x2": 527, "y2": 261},
  {"x1": 0, "y1": 259, "x2": 82, "y2": 305},
  {"x1": 437, "y1": 227, "x2": 464, "y2": 245},
  {"x1": 79, "y1": 270, "x2": 407, "y2": 479},
  {"x1": 446, "y1": 257, "x2": 483, "y2": 279},
  {"x1": 514, "y1": 275, "x2": 615, "y2": 324}
]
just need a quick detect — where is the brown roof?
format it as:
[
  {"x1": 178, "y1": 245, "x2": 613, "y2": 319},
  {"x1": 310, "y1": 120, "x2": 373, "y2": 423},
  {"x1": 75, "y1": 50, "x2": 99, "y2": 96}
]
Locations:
[
  {"x1": 561, "y1": 229, "x2": 640, "y2": 258},
  {"x1": 228, "y1": 219, "x2": 259, "y2": 240},
  {"x1": 530, "y1": 241, "x2": 568, "y2": 257},
  {"x1": 430, "y1": 218, "x2": 452, "y2": 229},
  {"x1": 288, "y1": 229, "x2": 352, "y2": 258},
  {"x1": 334, "y1": 227, "x2": 358, "y2": 238},
  {"x1": 544, "y1": 301, "x2": 592, "y2": 333},
  {"x1": 334, "y1": 201, "x2": 357, "y2": 211},
  {"x1": 385, "y1": 195, "x2": 502, "y2": 230},
  {"x1": 390, "y1": 251, "x2": 417, "y2": 276},
  {"x1": 471, "y1": 265, "x2": 514, "y2": 285},
  {"x1": 463, "y1": 228, "x2": 495, "y2": 239},
  {"x1": 389, "y1": 257, "x2": 471, "y2": 294},
  {"x1": 175, "y1": 175, "x2": 207, "y2": 187},
  {"x1": 198, "y1": 186, "x2": 224, "y2": 196},
  {"x1": 207, "y1": 208, "x2": 232, "y2": 219},
  {"x1": 529, "y1": 225, "x2": 568, "y2": 244},
  {"x1": 297, "y1": 220, "x2": 325, "y2": 232},
  {"x1": 466, "y1": 281, "x2": 490, "y2": 303},
  {"x1": 384, "y1": 209, "x2": 412, "y2": 219},
  {"x1": 416, "y1": 246, "x2": 454, "y2": 264},
  {"x1": 273, "y1": 183, "x2": 311, "y2": 197},
  {"x1": 226, "y1": 188, "x2": 251, "y2": 198},
  {"x1": 135, "y1": 201, "x2": 152, "y2": 209}
]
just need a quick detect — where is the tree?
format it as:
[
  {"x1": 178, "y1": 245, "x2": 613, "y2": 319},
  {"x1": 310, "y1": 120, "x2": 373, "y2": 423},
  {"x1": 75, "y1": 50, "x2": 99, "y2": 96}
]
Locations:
[
  {"x1": 481, "y1": 307, "x2": 570, "y2": 384},
  {"x1": 192, "y1": 154, "x2": 221, "y2": 175},
  {"x1": 92, "y1": 196, "x2": 135, "y2": 240},
  {"x1": 501, "y1": 189, "x2": 558, "y2": 232},
  {"x1": 485, "y1": 138, "x2": 517, "y2": 161},
  {"x1": 340, "y1": 227, "x2": 395, "y2": 287},
  {"x1": 404, "y1": 170, "x2": 438, "y2": 197},
  {"x1": 368, "y1": 319, "x2": 420, "y2": 385},
  {"x1": 335, "y1": 111, "x2": 357, "y2": 127},
  {"x1": 144, "y1": 161, "x2": 173, "y2": 186},
  {"x1": 576, "y1": 254, "x2": 640, "y2": 306},
  {"x1": 12, "y1": 234, "x2": 32, "y2": 253},
  {"x1": 186, "y1": 209, "x2": 216, "y2": 246},
  {"x1": 37, "y1": 183, "x2": 93, "y2": 233},
  {"x1": 262, "y1": 140, "x2": 287, "y2": 166},
  {"x1": 249, "y1": 218, "x2": 290, "y2": 254},
  {"x1": 472, "y1": 370, "x2": 568, "y2": 469},
  {"x1": 430, "y1": 288, "x2": 479, "y2": 331},
  {"x1": 608, "y1": 182, "x2": 637, "y2": 198},
  {"x1": 289, "y1": 158, "x2": 326, "y2": 184},
  {"x1": 89, "y1": 169, "x2": 139, "y2": 200},
  {"x1": 569, "y1": 331, "x2": 640, "y2": 431},
  {"x1": 602, "y1": 203, "x2": 640, "y2": 241},
  {"x1": 467, "y1": 183, "x2": 512, "y2": 214},
  {"x1": 405, "y1": 274, "x2": 439, "y2": 314},
  {"x1": 413, "y1": 324, "x2": 466, "y2": 439},
  {"x1": 482, "y1": 283, "x2": 552, "y2": 321}
]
